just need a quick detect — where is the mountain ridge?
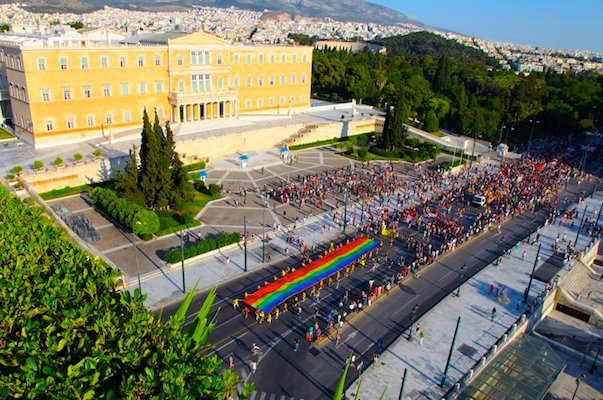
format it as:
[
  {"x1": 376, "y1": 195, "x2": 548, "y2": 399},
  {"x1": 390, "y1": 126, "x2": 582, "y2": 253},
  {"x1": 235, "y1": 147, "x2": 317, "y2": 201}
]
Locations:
[{"x1": 5, "y1": 0, "x2": 424, "y2": 27}]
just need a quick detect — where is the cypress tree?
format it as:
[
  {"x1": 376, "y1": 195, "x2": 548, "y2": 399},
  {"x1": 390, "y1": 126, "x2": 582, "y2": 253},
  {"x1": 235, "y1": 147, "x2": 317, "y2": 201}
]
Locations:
[
  {"x1": 381, "y1": 105, "x2": 392, "y2": 151},
  {"x1": 166, "y1": 121, "x2": 189, "y2": 208},
  {"x1": 139, "y1": 108, "x2": 162, "y2": 208},
  {"x1": 155, "y1": 111, "x2": 171, "y2": 210},
  {"x1": 115, "y1": 145, "x2": 144, "y2": 205},
  {"x1": 391, "y1": 101, "x2": 409, "y2": 150}
]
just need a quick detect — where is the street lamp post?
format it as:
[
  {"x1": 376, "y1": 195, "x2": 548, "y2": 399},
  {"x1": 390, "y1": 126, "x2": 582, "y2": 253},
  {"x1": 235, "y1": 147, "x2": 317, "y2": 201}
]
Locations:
[
  {"x1": 398, "y1": 368, "x2": 407, "y2": 400},
  {"x1": 408, "y1": 303, "x2": 419, "y2": 341},
  {"x1": 441, "y1": 316, "x2": 461, "y2": 388},
  {"x1": 527, "y1": 119, "x2": 539, "y2": 154},
  {"x1": 180, "y1": 228, "x2": 185, "y2": 293},
  {"x1": 456, "y1": 264, "x2": 467, "y2": 297},
  {"x1": 243, "y1": 216, "x2": 248, "y2": 272},
  {"x1": 343, "y1": 187, "x2": 348, "y2": 233},
  {"x1": 262, "y1": 195, "x2": 266, "y2": 263},
  {"x1": 133, "y1": 241, "x2": 141, "y2": 291},
  {"x1": 574, "y1": 205, "x2": 588, "y2": 247},
  {"x1": 524, "y1": 243, "x2": 541, "y2": 303}
]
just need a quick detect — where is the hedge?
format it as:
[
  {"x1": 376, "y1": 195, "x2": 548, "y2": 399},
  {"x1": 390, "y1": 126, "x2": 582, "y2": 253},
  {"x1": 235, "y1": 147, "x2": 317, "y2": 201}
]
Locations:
[
  {"x1": 89, "y1": 187, "x2": 159, "y2": 236},
  {"x1": 165, "y1": 232, "x2": 240, "y2": 263},
  {"x1": 156, "y1": 219, "x2": 201, "y2": 237},
  {"x1": 185, "y1": 161, "x2": 206, "y2": 172}
]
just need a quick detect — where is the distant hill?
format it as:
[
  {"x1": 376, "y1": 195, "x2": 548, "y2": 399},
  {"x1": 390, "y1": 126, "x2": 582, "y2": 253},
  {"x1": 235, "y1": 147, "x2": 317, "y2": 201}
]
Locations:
[
  {"x1": 9, "y1": 0, "x2": 424, "y2": 26},
  {"x1": 373, "y1": 32, "x2": 498, "y2": 67}
]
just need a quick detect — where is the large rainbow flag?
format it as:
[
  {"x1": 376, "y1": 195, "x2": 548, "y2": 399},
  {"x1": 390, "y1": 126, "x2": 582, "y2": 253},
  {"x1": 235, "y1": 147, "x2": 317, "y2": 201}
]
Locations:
[{"x1": 244, "y1": 237, "x2": 378, "y2": 313}]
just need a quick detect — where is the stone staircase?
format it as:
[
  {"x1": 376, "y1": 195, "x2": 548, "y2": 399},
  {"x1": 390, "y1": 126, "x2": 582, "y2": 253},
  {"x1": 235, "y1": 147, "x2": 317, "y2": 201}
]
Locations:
[
  {"x1": 281, "y1": 123, "x2": 325, "y2": 147},
  {"x1": 558, "y1": 257, "x2": 603, "y2": 327}
]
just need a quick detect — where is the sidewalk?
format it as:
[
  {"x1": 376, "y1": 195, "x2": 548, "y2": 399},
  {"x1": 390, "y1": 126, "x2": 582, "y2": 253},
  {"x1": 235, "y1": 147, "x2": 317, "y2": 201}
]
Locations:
[{"x1": 345, "y1": 193, "x2": 602, "y2": 400}]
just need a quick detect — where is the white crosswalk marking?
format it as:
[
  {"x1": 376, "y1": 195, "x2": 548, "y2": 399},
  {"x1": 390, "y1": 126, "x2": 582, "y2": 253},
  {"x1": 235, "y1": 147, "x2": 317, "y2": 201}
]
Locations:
[
  {"x1": 269, "y1": 394, "x2": 276, "y2": 400},
  {"x1": 258, "y1": 393, "x2": 266, "y2": 400}
]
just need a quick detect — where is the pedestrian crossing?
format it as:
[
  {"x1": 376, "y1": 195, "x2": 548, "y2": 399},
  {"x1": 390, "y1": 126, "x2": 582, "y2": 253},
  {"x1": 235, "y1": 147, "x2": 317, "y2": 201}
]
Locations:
[{"x1": 235, "y1": 384, "x2": 304, "y2": 400}]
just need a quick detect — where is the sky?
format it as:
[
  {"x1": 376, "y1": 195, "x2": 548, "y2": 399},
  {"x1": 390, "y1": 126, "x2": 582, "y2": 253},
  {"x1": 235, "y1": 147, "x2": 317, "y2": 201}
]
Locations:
[{"x1": 375, "y1": 0, "x2": 603, "y2": 53}]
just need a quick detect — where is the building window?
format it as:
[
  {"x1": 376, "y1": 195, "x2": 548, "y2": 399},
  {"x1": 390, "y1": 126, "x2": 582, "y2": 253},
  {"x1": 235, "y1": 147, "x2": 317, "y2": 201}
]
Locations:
[
  {"x1": 81, "y1": 56, "x2": 88, "y2": 69},
  {"x1": 67, "y1": 117, "x2": 75, "y2": 129},
  {"x1": 106, "y1": 113, "x2": 113, "y2": 125},
  {"x1": 37, "y1": 58, "x2": 46, "y2": 71},
  {"x1": 178, "y1": 80, "x2": 184, "y2": 92},
  {"x1": 103, "y1": 84, "x2": 111, "y2": 97},
  {"x1": 246, "y1": 54, "x2": 252, "y2": 65},
  {"x1": 138, "y1": 82, "x2": 146, "y2": 94},
  {"x1": 137, "y1": 55, "x2": 144, "y2": 67},
  {"x1": 217, "y1": 78, "x2": 223, "y2": 89},
  {"x1": 154, "y1": 55, "x2": 161, "y2": 66},
  {"x1": 280, "y1": 74, "x2": 286, "y2": 85},
  {"x1": 259, "y1": 54, "x2": 264, "y2": 64},
  {"x1": 269, "y1": 97, "x2": 274, "y2": 106},
  {"x1": 46, "y1": 119, "x2": 54, "y2": 132},
  {"x1": 217, "y1": 55, "x2": 222, "y2": 65},
  {"x1": 291, "y1": 74, "x2": 296, "y2": 84},
  {"x1": 301, "y1": 95, "x2": 305, "y2": 103},
  {"x1": 41, "y1": 88, "x2": 50, "y2": 102},
  {"x1": 120, "y1": 56, "x2": 127, "y2": 68},
  {"x1": 101, "y1": 56, "x2": 108, "y2": 68},
  {"x1": 204, "y1": 51, "x2": 210, "y2": 65},
  {"x1": 258, "y1": 76, "x2": 263, "y2": 86},
  {"x1": 290, "y1": 96, "x2": 295, "y2": 105},
  {"x1": 124, "y1": 111, "x2": 131, "y2": 122},
  {"x1": 302, "y1": 74, "x2": 306, "y2": 84},
  {"x1": 234, "y1": 77, "x2": 239, "y2": 88},
  {"x1": 63, "y1": 87, "x2": 71, "y2": 100},
  {"x1": 191, "y1": 75, "x2": 198, "y2": 92},
  {"x1": 83, "y1": 85, "x2": 91, "y2": 98},
  {"x1": 87, "y1": 114, "x2": 94, "y2": 127},
  {"x1": 292, "y1": 54, "x2": 297, "y2": 63},
  {"x1": 270, "y1": 54, "x2": 275, "y2": 63},
  {"x1": 177, "y1": 55, "x2": 183, "y2": 66},
  {"x1": 245, "y1": 99, "x2": 251, "y2": 109},
  {"x1": 234, "y1": 54, "x2": 239, "y2": 64},
  {"x1": 281, "y1": 54, "x2": 286, "y2": 63},
  {"x1": 16, "y1": 57, "x2": 22, "y2": 70},
  {"x1": 190, "y1": 50, "x2": 197, "y2": 65},
  {"x1": 246, "y1": 76, "x2": 251, "y2": 88},
  {"x1": 59, "y1": 57, "x2": 67, "y2": 70},
  {"x1": 156, "y1": 80, "x2": 163, "y2": 93},
  {"x1": 269, "y1": 75, "x2": 275, "y2": 86},
  {"x1": 303, "y1": 54, "x2": 307, "y2": 63},
  {"x1": 204, "y1": 74, "x2": 211, "y2": 91},
  {"x1": 121, "y1": 83, "x2": 129, "y2": 96},
  {"x1": 157, "y1": 107, "x2": 164, "y2": 118},
  {"x1": 21, "y1": 87, "x2": 27, "y2": 102},
  {"x1": 257, "y1": 98, "x2": 263, "y2": 108},
  {"x1": 280, "y1": 96, "x2": 285, "y2": 105}
]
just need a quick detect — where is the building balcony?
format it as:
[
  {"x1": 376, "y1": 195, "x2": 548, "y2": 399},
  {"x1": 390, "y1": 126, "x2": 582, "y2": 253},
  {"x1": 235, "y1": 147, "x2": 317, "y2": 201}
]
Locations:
[
  {"x1": 0, "y1": 89, "x2": 9, "y2": 102},
  {"x1": 168, "y1": 88, "x2": 238, "y2": 106}
]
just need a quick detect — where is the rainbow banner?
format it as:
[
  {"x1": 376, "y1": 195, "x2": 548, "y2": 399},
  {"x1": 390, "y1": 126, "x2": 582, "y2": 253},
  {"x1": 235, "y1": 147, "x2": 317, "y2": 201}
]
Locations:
[{"x1": 244, "y1": 237, "x2": 378, "y2": 313}]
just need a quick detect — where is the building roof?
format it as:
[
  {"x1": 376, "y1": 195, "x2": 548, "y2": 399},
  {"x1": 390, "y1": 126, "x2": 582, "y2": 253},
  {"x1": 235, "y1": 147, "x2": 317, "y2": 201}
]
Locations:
[{"x1": 458, "y1": 334, "x2": 565, "y2": 400}]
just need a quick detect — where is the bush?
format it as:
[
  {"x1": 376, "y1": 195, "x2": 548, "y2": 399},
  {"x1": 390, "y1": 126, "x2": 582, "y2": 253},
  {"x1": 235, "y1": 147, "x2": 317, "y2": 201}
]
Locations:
[
  {"x1": 12, "y1": 165, "x2": 22, "y2": 174},
  {"x1": 344, "y1": 145, "x2": 354, "y2": 155},
  {"x1": 89, "y1": 187, "x2": 159, "y2": 236},
  {"x1": 73, "y1": 153, "x2": 83, "y2": 162},
  {"x1": 156, "y1": 219, "x2": 201, "y2": 237},
  {"x1": 6, "y1": 173, "x2": 15, "y2": 181},
  {"x1": 54, "y1": 157, "x2": 63, "y2": 166},
  {"x1": 370, "y1": 146, "x2": 399, "y2": 158},
  {"x1": 185, "y1": 161, "x2": 206, "y2": 172},
  {"x1": 208, "y1": 183, "x2": 220, "y2": 196},
  {"x1": 165, "y1": 231, "x2": 240, "y2": 263},
  {"x1": 93, "y1": 149, "x2": 102, "y2": 158},
  {"x1": 24, "y1": 197, "x2": 35, "y2": 206},
  {"x1": 33, "y1": 160, "x2": 44, "y2": 171},
  {"x1": 357, "y1": 147, "x2": 369, "y2": 160},
  {"x1": 194, "y1": 179, "x2": 208, "y2": 193}
]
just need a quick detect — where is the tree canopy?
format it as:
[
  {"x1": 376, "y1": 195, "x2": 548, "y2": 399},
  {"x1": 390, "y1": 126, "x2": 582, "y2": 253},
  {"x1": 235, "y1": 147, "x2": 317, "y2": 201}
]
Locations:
[{"x1": 312, "y1": 32, "x2": 603, "y2": 144}]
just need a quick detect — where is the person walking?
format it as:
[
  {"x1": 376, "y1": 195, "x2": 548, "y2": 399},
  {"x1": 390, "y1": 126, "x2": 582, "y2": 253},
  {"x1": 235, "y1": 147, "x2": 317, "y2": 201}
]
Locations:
[
  {"x1": 335, "y1": 332, "x2": 342, "y2": 348},
  {"x1": 491, "y1": 307, "x2": 497, "y2": 321},
  {"x1": 250, "y1": 360, "x2": 257, "y2": 374},
  {"x1": 489, "y1": 283, "x2": 494, "y2": 296},
  {"x1": 293, "y1": 338, "x2": 300, "y2": 352},
  {"x1": 228, "y1": 354, "x2": 234, "y2": 369}
]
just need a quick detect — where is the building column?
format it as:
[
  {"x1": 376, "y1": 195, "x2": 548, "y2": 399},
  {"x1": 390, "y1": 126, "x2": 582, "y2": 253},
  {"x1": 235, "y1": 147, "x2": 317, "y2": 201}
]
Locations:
[
  {"x1": 228, "y1": 101, "x2": 232, "y2": 117},
  {"x1": 179, "y1": 105, "x2": 184, "y2": 122}
]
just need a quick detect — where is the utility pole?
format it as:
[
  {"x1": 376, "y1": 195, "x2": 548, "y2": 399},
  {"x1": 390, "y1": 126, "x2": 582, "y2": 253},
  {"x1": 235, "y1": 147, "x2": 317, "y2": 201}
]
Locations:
[
  {"x1": 360, "y1": 199, "x2": 364, "y2": 227},
  {"x1": 262, "y1": 194, "x2": 266, "y2": 263},
  {"x1": 133, "y1": 241, "x2": 141, "y2": 291},
  {"x1": 574, "y1": 205, "x2": 588, "y2": 247},
  {"x1": 398, "y1": 368, "x2": 407, "y2": 400},
  {"x1": 527, "y1": 119, "x2": 539, "y2": 154},
  {"x1": 408, "y1": 303, "x2": 419, "y2": 341},
  {"x1": 524, "y1": 243, "x2": 541, "y2": 303},
  {"x1": 440, "y1": 316, "x2": 461, "y2": 388},
  {"x1": 571, "y1": 374, "x2": 585, "y2": 400},
  {"x1": 180, "y1": 228, "x2": 185, "y2": 293},
  {"x1": 243, "y1": 216, "x2": 248, "y2": 272},
  {"x1": 343, "y1": 187, "x2": 348, "y2": 233}
]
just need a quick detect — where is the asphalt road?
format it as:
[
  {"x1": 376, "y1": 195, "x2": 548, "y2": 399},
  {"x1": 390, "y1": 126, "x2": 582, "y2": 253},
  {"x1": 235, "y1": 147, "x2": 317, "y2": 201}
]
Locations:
[{"x1": 157, "y1": 176, "x2": 595, "y2": 400}]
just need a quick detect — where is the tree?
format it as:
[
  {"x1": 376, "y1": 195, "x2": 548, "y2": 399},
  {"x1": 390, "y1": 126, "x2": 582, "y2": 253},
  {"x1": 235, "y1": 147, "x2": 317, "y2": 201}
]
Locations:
[
  {"x1": 0, "y1": 23, "x2": 9, "y2": 33},
  {"x1": 155, "y1": 112, "x2": 172, "y2": 210},
  {"x1": 433, "y1": 56, "x2": 451, "y2": 91},
  {"x1": 0, "y1": 185, "x2": 253, "y2": 398},
  {"x1": 69, "y1": 21, "x2": 84, "y2": 29},
  {"x1": 115, "y1": 145, "x2": 144, "y2": 205},
  {"x1": 166, "y1": 122, "x2": 190, "y2": 208},
  {"x1": 390, "y1": 101, "x2": 410, "y2": 150},
  {"x1": 139, "y1": 109, "x2": 162, "y2": 209},
  {"x1": 380, "y1": 106, "x2": 393, "y2": 150},
  {"x1": 424, "y1": 109, "x2": 439, "y2": 132}
]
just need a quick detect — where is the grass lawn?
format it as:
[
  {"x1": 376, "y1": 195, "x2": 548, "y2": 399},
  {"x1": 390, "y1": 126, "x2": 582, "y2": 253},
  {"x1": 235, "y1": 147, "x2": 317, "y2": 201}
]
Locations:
[
  {"x1": 342, "y1": 148, "x2": 428, "y2": 163},
  {"x1": 155, "y1": 190, "x2": 221, "y2": 236},
  {"x1": 39, "y1": 180, "x2": 115, "y2": 201},
  {"x1": 0, "y1": 127, "x2": 15, "y2": 140},
  {"x1": 289, "y1": 137, "x2": 350, "y2": 151},
  {"x1": 427, "y1": 130, "x2": 445, "y2": 138}
]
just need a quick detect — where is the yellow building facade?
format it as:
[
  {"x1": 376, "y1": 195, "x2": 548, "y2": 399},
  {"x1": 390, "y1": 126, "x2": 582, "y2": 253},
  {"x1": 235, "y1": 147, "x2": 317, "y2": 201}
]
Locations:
[{"x1": 0, "y1": 31, "x2": 312, "y2": 148}]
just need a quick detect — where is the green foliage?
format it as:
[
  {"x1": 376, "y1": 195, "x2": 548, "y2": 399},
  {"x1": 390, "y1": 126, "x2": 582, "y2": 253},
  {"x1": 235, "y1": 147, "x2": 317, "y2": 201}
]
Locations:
[
  {"x1": 73, "y1": 153, "x2": 83, "y2": 162},
  {"x1": 115, "y1": 145, "x2": 144, "y2": 205},
  {"x1": 208, "y1": 183, "x2": 220, "y2": 196},
  {"x1": 6, "y1": 173, "x2": 14, "y2": 181},
  {"x1": 0, "y1": 185, "x2": 251, "y2": 398},
  {"x1": 155, "y1": 218, "x2": 201, "y2": 237},
  {"x1": 357, "y1": 147, "x2": 369, "y2": 160},
  {"x1": 68, "y1": 21, "x2": 84, "y2": 29},
  {"x1": 424, "y1": 109, "x2": 439, "y2": 132},
  {"x1": 49, "y1": 19, "x2": 60, "y2": 25},
  {"x1": 333, "y1": 356, "x2": 351, "y2": 400},
  {"x1": 39, "y1": 181, "x2": 114, "y2": 201},
  {"x1": 89, "y1": 187, "x2": 159, "y2": 236},
  {"x1": 92, "y1": 149, "x2": 102, "y2": 158},
  {"x1": 0, "y1": 23, "x2": 9, "y2": 33},
  {"x1": 287, "y1": 33, "x2": 321, "y2": 45},
  {"x1": 11, "y1": 165, "x2": 22, "y2": 174},
  {"x1": 185, "y1": 161, "x2": 207, "y2": 172},
  {"x1": 23, "y1": 196, "x2": 35, "y2": 206},
  {"x1": 289, "y1": 137, "x2": 348, "y2": 150},
  {"x1": 33, "y1": 160, "x2": 44, "y2": 171},
  {"x1": 54, "y1": 157, "x2": 63, "y2": 166},
  {"x1": 165, "y1": 232, "x2": 240, "y2": 263}
]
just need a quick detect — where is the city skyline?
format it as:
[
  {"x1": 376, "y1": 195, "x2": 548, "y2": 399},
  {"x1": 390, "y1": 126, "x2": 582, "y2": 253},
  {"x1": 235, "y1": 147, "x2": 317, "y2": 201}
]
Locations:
[{"x1": 379, "y1": 0, "x2": 603, "y2": 53}]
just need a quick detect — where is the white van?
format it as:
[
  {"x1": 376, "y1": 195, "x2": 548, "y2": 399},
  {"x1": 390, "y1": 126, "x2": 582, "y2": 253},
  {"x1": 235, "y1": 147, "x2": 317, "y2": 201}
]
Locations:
[{"x1": 472, "y1": 195, "x2": 486, "y2": 207}]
